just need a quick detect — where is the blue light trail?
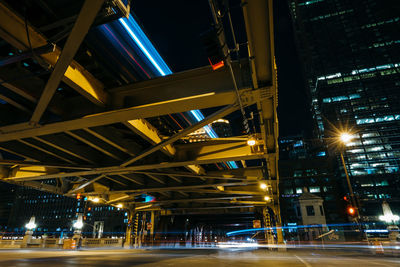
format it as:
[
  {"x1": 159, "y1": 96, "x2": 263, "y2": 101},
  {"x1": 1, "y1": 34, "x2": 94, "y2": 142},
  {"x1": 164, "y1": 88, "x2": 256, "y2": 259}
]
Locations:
[{"x1": 119, "y1": 14, "x2": 238, "y2": 169}]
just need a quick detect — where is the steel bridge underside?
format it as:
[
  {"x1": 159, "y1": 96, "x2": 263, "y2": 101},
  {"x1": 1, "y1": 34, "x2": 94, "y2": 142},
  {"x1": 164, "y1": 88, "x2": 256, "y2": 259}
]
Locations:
[{"x1": 0, "y1": 0, "x2": 279, "y2": 216}]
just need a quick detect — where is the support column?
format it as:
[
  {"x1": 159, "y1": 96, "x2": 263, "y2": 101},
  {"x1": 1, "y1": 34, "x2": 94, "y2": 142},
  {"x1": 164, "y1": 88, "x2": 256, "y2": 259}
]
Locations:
[
  {"x1": 124, "y1": 204, "x2": 135, "y2": 248},
  {"x1": 263, "y1": 207, "x2": 274, "y2": 249},
  {"x1": 273, "y1": 204, "x2": 286, "y2": 251},
  {"x1": 150, "y1": 211, "x2": 155, "y2": 246}
]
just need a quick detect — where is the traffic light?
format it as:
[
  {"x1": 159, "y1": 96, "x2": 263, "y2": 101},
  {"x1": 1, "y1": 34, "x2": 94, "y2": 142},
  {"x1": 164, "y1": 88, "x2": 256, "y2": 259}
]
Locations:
[
  {"x1": 347, "y1": 206, "x2": 356, "y2": 216},
  {"x1": 201, "y1": 27, "x2": 227, "y2": 71}
]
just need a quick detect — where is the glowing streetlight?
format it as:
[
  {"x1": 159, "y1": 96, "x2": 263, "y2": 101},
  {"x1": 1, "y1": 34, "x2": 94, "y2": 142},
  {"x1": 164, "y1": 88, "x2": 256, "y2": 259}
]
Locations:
[
  {"x1": 264, "y1": 196, "x2": 271, "y2": 202},
  {"x1": 25, "y1": 216, "x2": 37, "y2": 230},
  {"x1": 259, "y1": 183, "x2": 267, "y2": 190},
  {"x1": 247, "y1": 137, "x2": 256, "y2": 146},
  {"x1": 73, "y1": 214, "x2": 84, "y2": 229},
  {"x1": 340, "y1": 132, "x2": 352, "y2": 144},
  {"x1": 116, "y1": 203, "x2": 123, "y2": 208},
  {"x1": 92, "y1": 197, "x2": 100, "y2": 203},
  {"x1": 73, "y1": 221, "x2": 83, "y2": 229}
]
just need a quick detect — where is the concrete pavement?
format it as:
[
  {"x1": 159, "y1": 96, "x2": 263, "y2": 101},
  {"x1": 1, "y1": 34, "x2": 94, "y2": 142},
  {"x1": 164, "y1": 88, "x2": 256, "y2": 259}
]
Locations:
[{"x1": 0, "y1": 248, "x2": 398, "y2": 266}]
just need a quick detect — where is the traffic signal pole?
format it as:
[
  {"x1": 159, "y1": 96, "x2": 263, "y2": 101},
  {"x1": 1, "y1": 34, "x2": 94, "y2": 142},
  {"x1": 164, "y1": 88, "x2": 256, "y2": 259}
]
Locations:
[{"x1": 340, "y1": 151, "x2": 360, "y2": 219}]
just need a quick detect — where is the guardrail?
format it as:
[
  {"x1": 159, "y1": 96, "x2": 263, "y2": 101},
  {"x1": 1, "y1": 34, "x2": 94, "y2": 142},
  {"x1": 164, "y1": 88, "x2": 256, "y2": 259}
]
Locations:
[{"x1": 0, "y1": 237, "x2": 124, "y2": 249}]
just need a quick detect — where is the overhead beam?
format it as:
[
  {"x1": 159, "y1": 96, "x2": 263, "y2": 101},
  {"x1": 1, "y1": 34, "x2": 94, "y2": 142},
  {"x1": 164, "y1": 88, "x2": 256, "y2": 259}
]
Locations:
[
  {"x1": 131, "y1": 171, "x2": 247, "y2": 180},
  {"x1": 17, "y1": 139, "x2": 76, "y2": 164},
  {"x1": 118, "y1": 174, "x2": 144, "y2": 186},
  {"x1": 150, "y1": 196, "x2": 253, "y2": 205},
  {"x1": 65, "y1": 131, "x2": 122, "y2": 160},
  {"x1": 0, "y1": 2, "x2": 108, "y2": 107},
  {"x1": 177, "y1": 189, "x2": 265, "y2": 195},
  {"x1": 83, "y1": 128, "x2": 135, "y2": 157},
  {"x1": 111, "y1": 61, "x2": 252, "y2": 108},
  {"x1": 174, "y1": 139, "x2": 264, "y2": 163},
  {"x1": 82, "y1": 181, "x2": 259, "y2": 195},
  {"x1": 121, "y1": 103, "x2": 240, "y2": 167},
  {"x1": 0, "y1": 159, "x2": 92, "y2": 170},
  {"x1": 33, "y1": 136, "x2": 95, "y2": 164},
  {"x1": 31, "y1": 0, "x2": 105, "y2": 123},
  {"x1": 124, "y1": 119, "x2": 175, "y2": 157},
  {"x1": 124, "y1": 119, "x2": 205, "y2": 175},
  {"x1": 0, "y1": 88, "x2": 257, "y2": 141},
  {"x1": 241, "y1": 0, "x2": 275, "y2": 88},
  {"x1": 0, "y1": 78, "x2": 36, "y2": 103},
  {"x1": 69, "y1": 174, "x2": 105, "y2": 193},
  {"x1": 4, "y1": 151, "x2": 266, "y2": 182},
  {"x1": 145, "y1": 173, "x2": 165, "y2": 185},
  {"x1": 0, "y1": 93, "x2": 30, "y2": 112}
]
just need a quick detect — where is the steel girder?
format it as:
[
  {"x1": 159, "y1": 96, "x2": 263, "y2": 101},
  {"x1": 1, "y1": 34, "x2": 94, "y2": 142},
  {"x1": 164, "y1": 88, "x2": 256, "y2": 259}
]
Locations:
[
  {"x1": 0, "y1": 2, "x2": 109, "y2": 107},
  {"x1": 0, "y1": 0, "x2": 279, "y2": 214}
]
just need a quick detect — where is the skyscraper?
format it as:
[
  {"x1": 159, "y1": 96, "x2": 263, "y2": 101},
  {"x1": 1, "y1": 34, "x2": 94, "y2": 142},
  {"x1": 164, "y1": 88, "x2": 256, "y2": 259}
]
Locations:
[{"x1": 288, "y1": 0, "x2": 400, "y2": 221}]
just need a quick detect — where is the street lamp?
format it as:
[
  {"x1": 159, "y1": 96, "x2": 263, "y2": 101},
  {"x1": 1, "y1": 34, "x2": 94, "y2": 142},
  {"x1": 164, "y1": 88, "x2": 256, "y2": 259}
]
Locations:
[
  {"x1": 247, "y1": 137, "x2": 256, "y2": 146},
  {"x1": 340, "y1": 133, "x2": 352, "y2": 144},
  {"x1": 73, "y1": 214, "x2": 84, "y2": 230},
  {"x1": 338, "y1": 132, "x2": 360, "y2": 220},
  {"x1": 259, "y1": 183, "x2": 267, "y2": 190},
  {"x1": 264, "y1": 196, "x2": 271, "y2": 202},
  {"x1": 25, "y1": 216, "x2": 37, "y2": 230}
]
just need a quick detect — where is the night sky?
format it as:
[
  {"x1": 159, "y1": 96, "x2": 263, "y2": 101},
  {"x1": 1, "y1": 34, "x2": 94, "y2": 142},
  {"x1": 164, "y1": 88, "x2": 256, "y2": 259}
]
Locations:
[{"x1": 132, "y1": 0, "x2": 312, "y2": 137}]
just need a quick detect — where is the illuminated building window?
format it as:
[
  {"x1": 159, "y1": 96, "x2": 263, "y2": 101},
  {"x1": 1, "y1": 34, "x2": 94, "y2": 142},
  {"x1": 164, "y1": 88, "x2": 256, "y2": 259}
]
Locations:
[
  {"x1": 348, "y1": 149, "x2": 364, "y2": 153},
  {"x1": 375, "y1": 180, "x2": 389, "y2": 186},
  {"x1": 284, "y1": 188, "x2": 294, "y2": 194},
  {"x1": 294, "y1": 170, "x2": 303, "y2": 177},
  {"x1": 298, "y1": 0, "x2": 324, "y2": 6},
  {"x1": 366, "y1": 146, "x2": 384, "y2": 152},
  {"x1": 310, "y1": 9, "x2": 354, "y2": 21},
  {"x1": 296, "y1": 188, "x2": 303, "y2": 194},
  {"x1": 309, "y1": 187, "x2": 320, "y2": 193}
]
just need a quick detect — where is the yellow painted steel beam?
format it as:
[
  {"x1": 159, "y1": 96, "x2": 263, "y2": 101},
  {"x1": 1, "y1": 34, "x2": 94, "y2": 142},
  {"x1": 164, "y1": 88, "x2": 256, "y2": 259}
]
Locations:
[
  {"x1": 124, "y1": 119, "x2": 205, "y2": 175},
  {"x1": 111, "y1": 61, "x2": 251, "y2": 108},
  {"x1": 65, "y1": 130, "x2": 122, "y2": 161},
  {"x1": 0, "y1": 88, "x2": 257, "y2": 141},
  {"x1": 242, "y1": 0, "x2": 275, "y2": 88},
  {"x1": 125, "y1": 119, "x2": 175, "y2": 157},
  {"x1": 174, "y1": 139, "x2": 264, "y2": 162},
  {"x1": 120, "y1": 103, "x2": 240, "y2": 167},
  {"x1": 4, "y1": 151, "x2": 266, "y2": 182},
  {"x1": 30, "y1": 0, "x2": 105, "y2": 123},
  {"x1": 81, "y1": 181, "x2": 260, "y2": 195},
  {"x1": 0, "y1": 2, "x2": 108, "y2": 107}
]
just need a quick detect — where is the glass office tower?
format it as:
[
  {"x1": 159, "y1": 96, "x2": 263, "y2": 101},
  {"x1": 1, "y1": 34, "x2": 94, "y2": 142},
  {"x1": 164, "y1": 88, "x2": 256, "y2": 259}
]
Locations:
[{"x1": 288, "y1": 0, "x2": 400, "y2": 220}]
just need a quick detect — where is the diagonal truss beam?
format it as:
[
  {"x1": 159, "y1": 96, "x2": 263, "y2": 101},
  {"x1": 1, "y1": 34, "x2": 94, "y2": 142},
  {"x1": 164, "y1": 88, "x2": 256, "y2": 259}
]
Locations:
[
  {"x1": 121, "y1": 103, "x2": 239, "y2": 167},
  {"x1": 0, "y1": 2, "x2": 108, "y2": 107},
  {"x1": 30, "y1": 0, "x2": 105, "y2": 123},
  {"x1": 124, "y1": 119, "x2": 205, "y2": 175}
]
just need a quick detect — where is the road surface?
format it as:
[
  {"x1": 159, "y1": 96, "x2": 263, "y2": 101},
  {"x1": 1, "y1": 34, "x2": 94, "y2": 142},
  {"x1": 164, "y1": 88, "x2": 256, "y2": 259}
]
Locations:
[{"x1": 0, "y1": 248, "x2": 398, "y2": 266}]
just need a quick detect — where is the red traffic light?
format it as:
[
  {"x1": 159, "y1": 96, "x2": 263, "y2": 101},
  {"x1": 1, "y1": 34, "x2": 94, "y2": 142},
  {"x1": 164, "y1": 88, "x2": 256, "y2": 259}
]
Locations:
[
  {"x1": 343, "y1": 196, "x2": 348, "y2": 201},
  {"x1": 347, "y1": 206, "x2": 355, "y2": 215}
]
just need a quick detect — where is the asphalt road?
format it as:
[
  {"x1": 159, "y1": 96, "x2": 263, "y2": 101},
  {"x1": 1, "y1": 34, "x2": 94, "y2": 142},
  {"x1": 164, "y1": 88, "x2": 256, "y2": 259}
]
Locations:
[{"x1": 0, "y1": 248, "x2": 398, "y2": 267}]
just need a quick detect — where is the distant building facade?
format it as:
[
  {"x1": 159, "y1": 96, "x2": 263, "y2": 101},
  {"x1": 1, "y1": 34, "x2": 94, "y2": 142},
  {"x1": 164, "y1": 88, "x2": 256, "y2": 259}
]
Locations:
[
  {"x1": 0, "y1": 183, "x2": 16, "y2": 231},
  {"x1": 279, "y1": 136, "x2": 346, "y2": 225},
  {"x1": 6, "y1": 186, "x2": 126, "y2": 236},
  {"x1": 288, "y1": 0, "x2": 400, "y2": 221}
]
